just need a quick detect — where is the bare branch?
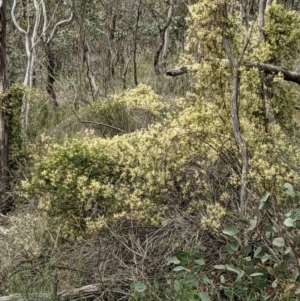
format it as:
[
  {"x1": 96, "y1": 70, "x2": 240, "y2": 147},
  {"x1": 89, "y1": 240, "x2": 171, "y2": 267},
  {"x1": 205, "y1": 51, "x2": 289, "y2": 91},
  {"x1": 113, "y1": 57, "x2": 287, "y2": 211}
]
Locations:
[
  {"x1": 166, "y1": 62, "x2": 300, "y2": 86},
  {"x1": 47, "y1": 0, "x2": 74, "y2": 44},
  {"x1": 11, "y1": 0, "x2": 28, "y2": 35},
  {"x1": 0, "y1": 283, "x2": 104, "y2": 301},
  {"x1": 166, "y1": 66, "x2": 188, "y2": 77},
  {"x1": 72, "y1": 109, "x2": 127, "y2": 133},
  {"x1": 246, "y1": 62, "x2": 300, "y2": 85}
]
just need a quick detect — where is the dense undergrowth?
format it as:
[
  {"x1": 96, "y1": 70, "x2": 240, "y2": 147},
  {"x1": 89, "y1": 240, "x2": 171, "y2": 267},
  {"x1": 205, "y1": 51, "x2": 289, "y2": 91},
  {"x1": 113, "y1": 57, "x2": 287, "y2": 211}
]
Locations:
[{"x1": 1, "y1": 1, "x2": 300, "y2": 301}]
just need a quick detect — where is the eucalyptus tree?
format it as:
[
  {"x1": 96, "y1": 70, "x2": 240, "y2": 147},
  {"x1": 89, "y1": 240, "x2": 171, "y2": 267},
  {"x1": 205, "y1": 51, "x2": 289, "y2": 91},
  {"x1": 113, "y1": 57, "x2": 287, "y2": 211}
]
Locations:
[{"x1": 11, "y1": 0, "x2": 74, "y2": 129}]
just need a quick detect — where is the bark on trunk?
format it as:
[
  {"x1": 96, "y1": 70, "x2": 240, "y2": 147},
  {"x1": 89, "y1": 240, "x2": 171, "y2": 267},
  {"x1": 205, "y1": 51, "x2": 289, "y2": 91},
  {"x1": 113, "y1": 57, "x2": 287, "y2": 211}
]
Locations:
[
  {"x1": 0, "y1": 0, "x2": 11, "y2": 214},
  {"x1": 258, "y1": 0, "x2": 267, "y2": 44},
  {"x1": 222, "y1": 2, "x2": 249, "y2": 212},
  {"x1": 133, "y1": 0, "x2": 142, "y2": 86},
  {"x1": 44, "y1": 42, "x2": 58, "y2": 107}
]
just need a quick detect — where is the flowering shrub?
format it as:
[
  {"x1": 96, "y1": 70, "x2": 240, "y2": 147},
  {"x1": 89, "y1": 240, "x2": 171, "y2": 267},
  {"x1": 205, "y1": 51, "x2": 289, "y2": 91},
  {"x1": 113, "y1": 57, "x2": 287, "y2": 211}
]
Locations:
[{"x1": 19, "y1": 2, "x2": 300, "y2": 238}]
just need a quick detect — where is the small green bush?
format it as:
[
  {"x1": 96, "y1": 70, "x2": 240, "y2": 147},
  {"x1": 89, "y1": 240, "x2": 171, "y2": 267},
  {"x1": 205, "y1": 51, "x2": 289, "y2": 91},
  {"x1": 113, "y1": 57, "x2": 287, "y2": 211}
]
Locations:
[{"x1": 132, "y1": 183, "x2": 300, "y2": 301}]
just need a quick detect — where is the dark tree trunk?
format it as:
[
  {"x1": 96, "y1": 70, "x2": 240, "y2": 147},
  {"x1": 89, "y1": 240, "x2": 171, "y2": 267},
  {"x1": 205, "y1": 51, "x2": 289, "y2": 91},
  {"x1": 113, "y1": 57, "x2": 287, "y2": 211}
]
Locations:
[
  {"x1": 0, "y1": 0, "x2": 11, "y2": 214},
  {"x1": 44, "y1": 42, "x2": 58, "y2": 107},
  {"x1": 133, "y1": 0, "x2": 142, "y2": 86}
]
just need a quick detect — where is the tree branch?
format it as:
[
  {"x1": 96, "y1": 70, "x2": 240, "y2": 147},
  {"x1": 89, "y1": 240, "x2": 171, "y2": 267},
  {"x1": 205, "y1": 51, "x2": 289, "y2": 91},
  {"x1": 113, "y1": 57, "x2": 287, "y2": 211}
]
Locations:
[
  {"x1": 72, "y1": 109, "x2": 127, "y2": 133},
  {"x1": 166, "y1": 62, "x2": 300, "y2": 85},
  {"x1": 46, "y1": 0, "x2": 74, "y2": 44}
]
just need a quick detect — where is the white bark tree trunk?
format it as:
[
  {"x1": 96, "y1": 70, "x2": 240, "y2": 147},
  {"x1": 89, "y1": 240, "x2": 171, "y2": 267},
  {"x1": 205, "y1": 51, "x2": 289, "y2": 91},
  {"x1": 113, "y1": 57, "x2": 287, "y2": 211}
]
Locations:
[{"x1": 12, "y1": 0, "x2": 74, "y2": 129}]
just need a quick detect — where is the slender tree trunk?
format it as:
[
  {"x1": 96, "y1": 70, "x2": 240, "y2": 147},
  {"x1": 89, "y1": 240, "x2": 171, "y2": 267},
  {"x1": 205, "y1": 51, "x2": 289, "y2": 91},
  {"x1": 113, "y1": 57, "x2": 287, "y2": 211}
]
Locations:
[
  {"x1": 133, "y1": 0, "x2": 142, "y2": 86},
  {"x1": 0, "y1": 0, "x2": 11, "y2": 214},
  {"x1": 153, "y1": 0, "x2": 174, "y2": 76},
  {"x1": 258, "y1": 0, "x2": 267, "y2": 44},
  {"x1": 83, "y1": 40, "x2": 100, "y2": 101},
  {"x1": 222, "y1": 2, "x2": 249, "y2": 212},
  {"x1": 161, "y1": 0, "x2": 173, "y2": 72},
  {"x1": 44, "y1": 42, "x2": 58, "y2": 107}
]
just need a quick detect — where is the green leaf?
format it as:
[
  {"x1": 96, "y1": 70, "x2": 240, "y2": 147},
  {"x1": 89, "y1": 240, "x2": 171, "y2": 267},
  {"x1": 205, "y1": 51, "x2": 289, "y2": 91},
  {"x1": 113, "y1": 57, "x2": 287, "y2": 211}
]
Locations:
[
  {"x1": 214, "y1": 264, "x2": 226, "y2": 270},
  {"x1": 285, "y1": 211, "x2": 292, "y2": 217},
  {"x1": 173, "y1": 279, "x2": 181, "y2": 291},
  {"x1": 199, "y1": 291, "x2": 211, "y2": 301},
  {"x1": 250, "y1": 273, "x2": 264, "y2": 277},
  {"x1": 222, "y1": 226, "x2": 239, "y2": 236},
  {"x1": 153, "y1": 273, "x2": 159, "y2": 290},
  {"x1": 284, "y1": 217, "x2": 295, "y2": 228},
  {"x1": 247, "y1": 217, "x2": 257, "y2": 231},
  {"x1": 241, "y1": 245, "x2": 251, "y2": 255},
  {"x1": 134, "y1": 282, "x2": 147, "y2": 293},
  {"x1": 284, "y1": 183, "x2": 294, "y2": 196},
  {"x1": 254, "y1": 246, "x2": 267, "y2": 258},
  {"x1": 285, "y1": 247, "x2": 292, "y2": 255},
  {"x1": 273, "y1": 237, "x2": 285, "y2": 247},
  {"x1": 264, "y1": 225, "x2": 278, "y2": 233},
  {"x1": 195, "y1": 258, "x2": 205, "y2": 266},
  {"x1": 235, "y1": 271, "x2": 245, "y2": 282},
  {"x1": 226, "y1": 265, "x2": 241, "y2": 274},
  {"x1": 232, "y1": 234, "x2": 241, "y2": 244},
  {"x1": 259, "y1": 192, "x2": 271, "y2": 210},
  {"x1": 220, "y1": 275, "x2": 225, "y2": 283},
  {"x1": 267, "y1": 267, "x2": 275, "y2": 276},
  {"x1": 230, "y1": 239, "x2": 240, "y2": 251},
  {"x1": 226, "y1": 243, "x2": 235, "y2": 255},
  {"x1": 199, "y1": 272, "x2": 211, "y2": 284},
  {"x1": 173, "y1": 266, "x2": 188, "y2": 272},
  {"x1": 167, "y1": 256, "x2": 180, "y2": 265},
  {"x1": 261, "y1": 254, "x2": 270, "y2": 263}
]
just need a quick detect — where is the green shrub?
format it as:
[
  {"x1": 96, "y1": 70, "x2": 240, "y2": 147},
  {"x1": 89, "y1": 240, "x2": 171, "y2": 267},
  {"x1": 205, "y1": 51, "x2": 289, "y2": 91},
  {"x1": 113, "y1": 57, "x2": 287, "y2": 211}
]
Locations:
[
  {"x1": 132, "y1": 183, "x2": 300, "y2": 301},
  {"x1": 81, "y1": 84, "x2": 168, "y2": 136}
]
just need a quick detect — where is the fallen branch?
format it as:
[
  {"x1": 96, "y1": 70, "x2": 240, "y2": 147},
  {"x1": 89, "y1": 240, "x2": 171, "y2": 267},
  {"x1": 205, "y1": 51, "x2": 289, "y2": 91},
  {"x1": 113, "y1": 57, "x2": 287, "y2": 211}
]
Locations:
[
  {"x1": 80, "y1": 120, "x2": 127, "y2": 133},
  {"x1": 72, "y1": 108, "x2": 127, "y2": 133},
  {"x1": 0, "y1": 283, "x2": 103, "y2": 301},
  {"x1": 166, "y1": 62, "x2": 300, "y2": 85}
]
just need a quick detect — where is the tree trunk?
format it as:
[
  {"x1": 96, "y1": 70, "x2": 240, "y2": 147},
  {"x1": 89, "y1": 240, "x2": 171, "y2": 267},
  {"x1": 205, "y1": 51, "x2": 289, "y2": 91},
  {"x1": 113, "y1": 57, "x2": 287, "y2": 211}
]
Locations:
[
  {"x1": 44, "y1": 42, "x2": 59, "y2": 107},
  {"x1": 258, "y1": 0, "x2": 267, "y2": 43},
  {"x1": 133, "y1": 0, "x2": 142, "y2": 86},
  {"x1": 0, "y1": 0, "x2": 11, "y2": 214},
  {"x1": 222, "y1": 2, "x2": 249, "y2": 212},
  {"x1": 153, "y1": 0, "x2": 174, "y2": 75}
]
